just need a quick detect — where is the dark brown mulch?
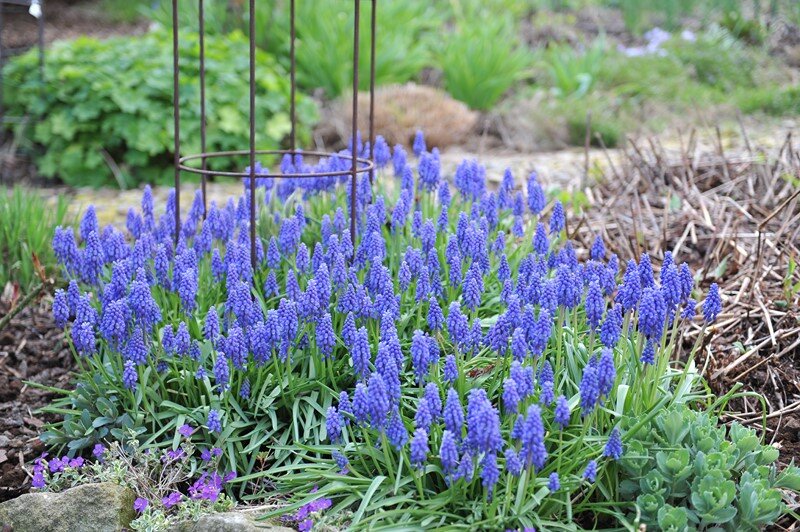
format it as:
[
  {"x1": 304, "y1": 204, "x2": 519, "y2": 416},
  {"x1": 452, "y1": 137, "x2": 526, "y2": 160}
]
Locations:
[
  {"x1": 0, "y1": 295, "x2": 73, "y2": 502},
  {"x1": 0, "y1": 0, "x2": 147, "y2": 51}
]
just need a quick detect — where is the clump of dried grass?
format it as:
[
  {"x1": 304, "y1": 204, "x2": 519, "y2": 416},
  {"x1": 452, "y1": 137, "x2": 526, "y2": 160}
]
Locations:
[{"x1": 315, "y1": 83, "x2": 478, "y2": 150}]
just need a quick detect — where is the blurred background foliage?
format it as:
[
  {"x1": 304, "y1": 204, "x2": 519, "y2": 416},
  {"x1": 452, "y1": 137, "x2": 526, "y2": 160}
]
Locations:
[{"x1": 2, "y1": 0, "x2": 799, "y2": 186}]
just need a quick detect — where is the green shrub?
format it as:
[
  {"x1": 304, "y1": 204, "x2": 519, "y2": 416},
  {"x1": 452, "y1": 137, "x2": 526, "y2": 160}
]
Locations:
[
  {"x1": 439, "y1": 14, "x2": 530, "y2": 110},
  {"x1": 666, "y1": 28, "x2": 755, "y2": 91},
  {"x1": 0, "y1": 187, "x2": 71, "y2": 290},
  {"x1": 2, "y1": 31, "x2": 317, "y2": 188},
  {"x1": 148, "y1": 0, "x2": 439, "y2": 99},
  {"x1": 539, "y1": 40, "x2": 607, "y2": 98},
  {"x1": 617, "y1": 404, "x2": 800, "y2": 530},
  {"x1": 736, "y1": 85, "x2": 800, "y2": 116},
  {"x1": 567, "y1": 109, "x2": 625, "y2": 148}
]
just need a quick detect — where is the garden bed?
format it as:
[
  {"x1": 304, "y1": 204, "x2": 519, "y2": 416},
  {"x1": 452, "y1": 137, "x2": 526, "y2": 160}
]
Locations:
[
  {"x1": 0, "y1": 295, "x2": 74, "y2": 502},
  {"x1": 580, "y1": 130, "x2": 800, "y2": 474}
]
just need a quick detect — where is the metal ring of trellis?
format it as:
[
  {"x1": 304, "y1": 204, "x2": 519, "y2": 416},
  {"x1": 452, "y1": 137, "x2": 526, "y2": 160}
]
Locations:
[{"x1": 171, "y1": 0, "x2": 378, "y2": 269}]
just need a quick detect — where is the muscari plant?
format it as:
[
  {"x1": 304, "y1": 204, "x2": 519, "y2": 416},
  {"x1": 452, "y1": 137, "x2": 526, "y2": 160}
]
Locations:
[{"x1": 45, "y1": 131, "x2": 726, "y2": 530}]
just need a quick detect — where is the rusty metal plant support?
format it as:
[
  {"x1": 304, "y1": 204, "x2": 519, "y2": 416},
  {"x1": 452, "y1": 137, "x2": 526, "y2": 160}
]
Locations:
[
  {"x1": 171, "y1": 0, "x2": 377, "y2": 269},
  {"x1": 0, "y1": 0, "x2": 45, "y2": 126}
]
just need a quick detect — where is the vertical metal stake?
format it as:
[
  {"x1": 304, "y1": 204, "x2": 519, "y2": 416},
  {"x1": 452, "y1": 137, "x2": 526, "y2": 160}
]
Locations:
[
  {"x1": 368, "y1": 0, "x2": 376, "y2": 183},
  {"x1": 289, "y1": 0, "x2": 296, "y2": 152},
  {"x1": 0, "y1": 4, "x2": 5, "y2": 123},
  {"x1": 172, "y1": 0, "x2": 181, "y2": 243},
  {"x1": 199, "y1": 0, "x2": 207, "y2": 218},
  {"x1": 350, "y1": 0, "x2": 360, "y2": 248},
  {"x1": 248, "y1": 0, "x2": 256, "y2": 270}
]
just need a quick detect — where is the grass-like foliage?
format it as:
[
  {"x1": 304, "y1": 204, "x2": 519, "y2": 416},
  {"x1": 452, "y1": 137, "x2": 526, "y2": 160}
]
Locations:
[
  {"x1": 42, "y1": 132, "x2": 776, "y2": 530},
  {"x1": 0, "y1": 187, "x2": 71, "y2": 290},
  {"x1": 439, "y1": 13, "x2": 530, "y2": 111},
  {"x1": 1, "y1": 31, "x2": 317, "y2": 188}
]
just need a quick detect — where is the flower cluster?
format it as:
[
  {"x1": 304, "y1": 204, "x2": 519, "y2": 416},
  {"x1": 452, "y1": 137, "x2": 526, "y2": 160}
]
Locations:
[{"x1": 51, "y1": 130, "x2": 719, "y2": 527}]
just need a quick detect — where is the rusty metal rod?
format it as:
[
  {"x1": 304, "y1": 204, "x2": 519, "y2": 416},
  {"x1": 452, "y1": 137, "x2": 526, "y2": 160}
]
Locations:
[
  {"x1": 350, "y1": 0, "x2": 360, "y2": 249},
  {"x1": 368, "y1": 0, "x2": 376, "y2": 184},
  {"x1": 199, "y1": 0, "x2": 207, "y2": 218},
  {"x1": 172, "y1": 0, "x2": 181, "y2": 244},
  {"x1": 177, "y1": 149, "x2": 373, "y2": 178},
  {"x1": 248, "y1": 0, "x2": 256, "y2": 270},
  {"x1": 290, "y1": 0, "x2": 296, "y2": 151}
]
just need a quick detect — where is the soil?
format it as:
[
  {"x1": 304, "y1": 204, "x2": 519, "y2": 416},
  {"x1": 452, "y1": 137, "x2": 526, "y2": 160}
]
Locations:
[
  {"x1": 0, "y1": 295, "x2": 74, "y2": 502},
  {"x1": 0, "y1": 0, "x2": 147, "y2": 50}
]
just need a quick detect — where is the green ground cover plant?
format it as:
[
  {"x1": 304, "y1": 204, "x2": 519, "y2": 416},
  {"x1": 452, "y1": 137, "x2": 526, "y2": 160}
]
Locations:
[
  {"x1": 33, "y1": 134, "x2": 797, "y2": 529},
  {"x1": 2, "y1": 30, "x2": 317, "y2": 188},
  {"x1": 0, "y1": 187, "x2": 71, "y2": 290},
  {"x1": 617, "y1": 404, "x2": 800, "y2": 531}
]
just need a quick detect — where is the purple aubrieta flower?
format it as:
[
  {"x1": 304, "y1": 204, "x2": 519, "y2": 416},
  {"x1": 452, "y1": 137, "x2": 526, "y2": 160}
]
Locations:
[
  {"x1": 92, "y1": 443, "x2": 107, "y2": 461},
  {"x1": 604, "y1": 428, "x2": 624, "y2": 460},
  {"x1": 162, "y1": 491, "x2": 182, "y2": 508},
  {"x1": 178, "y1": 424, "x2": 194, "y2": 438},
  {"x1": 702, "y1": 283, "x2": 722, "y2": 323},
  {"x1": 133, "y1": 497, "x2": 149, "y2": 513}
]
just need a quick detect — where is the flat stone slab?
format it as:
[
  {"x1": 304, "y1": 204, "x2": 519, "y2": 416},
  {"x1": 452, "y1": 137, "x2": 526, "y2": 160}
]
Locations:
[
  {"x1": 0, "y1": 482, "x2": 136, "y2": 532},
  {"x1": 179, "y1": 511, "x2": 295, "y2": 532}
]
